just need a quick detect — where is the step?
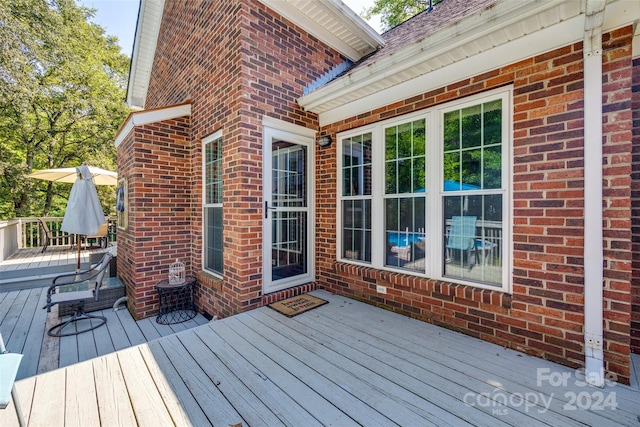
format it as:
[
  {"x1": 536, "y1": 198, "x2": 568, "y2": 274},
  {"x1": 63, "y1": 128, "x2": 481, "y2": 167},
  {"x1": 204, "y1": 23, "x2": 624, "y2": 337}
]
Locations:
[{"x1": 0, "y1": 262, "x2": 93, "y2": 292}]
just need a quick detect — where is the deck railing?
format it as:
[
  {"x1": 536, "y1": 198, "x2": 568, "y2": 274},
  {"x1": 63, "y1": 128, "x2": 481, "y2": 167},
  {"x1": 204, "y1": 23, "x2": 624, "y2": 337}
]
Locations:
[{"x1": 0, "y1": 217, "x2": 117, "y2": 263}]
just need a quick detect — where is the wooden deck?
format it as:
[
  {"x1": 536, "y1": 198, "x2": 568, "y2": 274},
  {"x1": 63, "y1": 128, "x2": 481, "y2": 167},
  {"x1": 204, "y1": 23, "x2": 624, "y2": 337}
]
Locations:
[
  {"x1": 0, "y1": 246, "x2": 109, "y2": 292},
  {"x1": 1, "y1": 290, "x2": 638, "y2": 426},
  {"x1": 0, "y1": 286, "x2": 208, "y2": 381},
  {"x1": 0, "y1": 246, "x2": 101, "y2": 273}
]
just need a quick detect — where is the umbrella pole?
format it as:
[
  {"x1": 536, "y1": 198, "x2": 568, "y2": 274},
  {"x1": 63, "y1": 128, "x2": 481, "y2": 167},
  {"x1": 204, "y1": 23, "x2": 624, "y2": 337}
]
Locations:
[{"x1": 77, "y1": 234, "x2": 81, "y2": 270}]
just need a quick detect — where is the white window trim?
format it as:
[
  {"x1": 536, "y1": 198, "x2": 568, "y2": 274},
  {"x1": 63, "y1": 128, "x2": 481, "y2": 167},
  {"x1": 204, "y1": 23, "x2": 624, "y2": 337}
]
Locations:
[
  {"x1": 202, "y1": 130, "x2": 223, "y2": 278},
  {"x1": 337, "y1": 86, "x2": 513, "y2": 293}
]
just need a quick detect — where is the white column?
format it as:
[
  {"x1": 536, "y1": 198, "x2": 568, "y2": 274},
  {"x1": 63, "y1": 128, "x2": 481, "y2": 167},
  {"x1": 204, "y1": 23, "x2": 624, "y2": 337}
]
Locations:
[{"x1": 583, "y1": 0, "x2": 606, "y2": 388}]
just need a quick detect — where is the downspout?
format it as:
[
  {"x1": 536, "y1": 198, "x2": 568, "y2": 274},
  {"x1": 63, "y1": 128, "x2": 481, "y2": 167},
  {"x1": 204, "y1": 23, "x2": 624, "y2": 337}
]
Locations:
[{"x1": 583, "y1": 0, "x2": 606, "y2": 388}]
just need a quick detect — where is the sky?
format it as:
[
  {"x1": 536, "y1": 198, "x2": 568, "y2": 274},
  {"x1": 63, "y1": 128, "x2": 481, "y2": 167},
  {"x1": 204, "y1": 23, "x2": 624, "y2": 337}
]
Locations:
[{"x1": 78, "y1": 0, "x2": 380, "y2": 58}]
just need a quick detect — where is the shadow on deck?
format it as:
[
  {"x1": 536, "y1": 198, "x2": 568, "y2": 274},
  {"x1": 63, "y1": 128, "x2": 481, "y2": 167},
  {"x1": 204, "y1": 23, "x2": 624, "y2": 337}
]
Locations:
[
  {"x1": 1, "y1": 290, "x2": 639, "y2": 426},
  {"x1": 0, "y1": 285, "x2": 208, "y2": 382}
]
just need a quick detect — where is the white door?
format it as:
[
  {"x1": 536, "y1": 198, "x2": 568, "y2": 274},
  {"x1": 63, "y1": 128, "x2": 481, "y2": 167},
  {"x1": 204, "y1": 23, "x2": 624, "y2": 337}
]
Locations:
[{"x1": 263, "y1": 126, "x2": 314, "y2": 294}]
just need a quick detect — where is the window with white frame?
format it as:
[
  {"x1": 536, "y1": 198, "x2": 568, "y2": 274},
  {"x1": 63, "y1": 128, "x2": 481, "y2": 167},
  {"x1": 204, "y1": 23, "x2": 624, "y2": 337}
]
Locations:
[
  {"x1": 338, "y1": 89, "x2": 510, "y2": 290},
  {"x1": 203, "y1": 132, "x2": 223, "y2": 276},
  {"x1": 341, "y1": 133, "x2": 372, "y2": 262}
]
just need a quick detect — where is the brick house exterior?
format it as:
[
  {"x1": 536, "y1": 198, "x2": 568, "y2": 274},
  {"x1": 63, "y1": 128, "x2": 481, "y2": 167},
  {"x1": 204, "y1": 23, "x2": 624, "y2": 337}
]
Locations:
[{"x1": 116, "y1": 0, "x2": 640, "y2": 385}]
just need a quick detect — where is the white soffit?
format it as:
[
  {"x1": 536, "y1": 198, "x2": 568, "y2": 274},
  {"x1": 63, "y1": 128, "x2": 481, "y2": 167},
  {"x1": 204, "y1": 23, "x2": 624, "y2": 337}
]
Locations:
[
  {"x1": 114, "y1": 103, "x2": 191, "y2": 147},
  {"x1": 301, "y1": 0, "x2": 640, "y2": 125},
  {"x1": 258, "y1": 0, "x2": 384, "y2": 62},
  {"x1": 126, "y1": 0, "x2": 165, "y2": 109}
]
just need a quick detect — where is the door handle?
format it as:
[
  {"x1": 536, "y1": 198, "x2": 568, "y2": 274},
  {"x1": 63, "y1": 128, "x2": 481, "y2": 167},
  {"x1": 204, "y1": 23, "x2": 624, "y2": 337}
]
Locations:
[{"x1": 264, "y1": 201, "x2": 276, "y2": 218}]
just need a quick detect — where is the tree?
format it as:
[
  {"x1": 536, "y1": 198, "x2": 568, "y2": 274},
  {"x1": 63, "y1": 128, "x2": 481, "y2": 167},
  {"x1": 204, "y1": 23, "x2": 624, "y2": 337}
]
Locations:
[
  {"x1": 0, "y1": 0, "x2": 130, "y2": 219},
  {"x1": 363, "y1": 0, "x2": 442, "y2": 32}
]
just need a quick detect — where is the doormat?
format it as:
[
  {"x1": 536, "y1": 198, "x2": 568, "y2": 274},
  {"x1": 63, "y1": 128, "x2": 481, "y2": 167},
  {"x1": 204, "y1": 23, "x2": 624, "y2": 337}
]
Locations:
[{"x1": 268, "y1": 294, "x2": 328, "y2": 317}]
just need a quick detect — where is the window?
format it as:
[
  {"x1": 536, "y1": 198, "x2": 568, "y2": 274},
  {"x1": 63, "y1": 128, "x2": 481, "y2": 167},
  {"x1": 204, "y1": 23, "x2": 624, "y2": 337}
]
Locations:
[
  {"x1": 341, "y1": 133, "x2": 372, "y2": 262},
  {"x1": 203, "y1": 132, "x2": 223, "y2": 276},
  {"x1": 338, "y1": 88, "x2": 510, "y2": 291},
  {"x1": 384, "y1": 120, "x2": 426, "y2": 272}
]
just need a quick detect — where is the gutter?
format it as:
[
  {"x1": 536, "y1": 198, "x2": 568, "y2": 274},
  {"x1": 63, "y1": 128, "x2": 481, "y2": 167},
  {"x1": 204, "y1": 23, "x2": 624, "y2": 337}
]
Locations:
[{"x1": 582, "y1": 0, "x2": 606, "y2": 388}]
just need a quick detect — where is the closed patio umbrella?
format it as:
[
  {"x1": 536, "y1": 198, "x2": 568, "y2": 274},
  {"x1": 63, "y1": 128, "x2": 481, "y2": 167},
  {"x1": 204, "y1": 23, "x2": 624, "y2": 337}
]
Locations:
[{"x1": 61, "y1": 165, "x2": 106, "y2": 269}]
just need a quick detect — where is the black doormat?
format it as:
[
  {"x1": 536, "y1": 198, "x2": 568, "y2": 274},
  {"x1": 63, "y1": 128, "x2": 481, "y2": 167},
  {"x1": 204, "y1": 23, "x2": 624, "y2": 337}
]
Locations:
[{"x1": 268, "y1": 294, "x2": 328, "y2": 317}]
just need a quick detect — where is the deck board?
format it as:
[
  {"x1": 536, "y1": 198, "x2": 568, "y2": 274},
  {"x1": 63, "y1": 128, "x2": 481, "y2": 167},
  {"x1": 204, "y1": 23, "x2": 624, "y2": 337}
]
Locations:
[
  {"x1": 115, "y1": 309, "x2": 148, "y2": 346},
  {"x1": 175, "y1": 330, "x2": 286, "y2": 427},
  {"x1": 631, "y1": 353, "x2": 639, "y2": 390},
  {"x1": 65, "y1": 361, "x2": 101, "y2": 426},
  {"x1": 238, "y1": 310, "x2": 469, "y2": 427},
  {"x1": 154, "y1": 334, "x2": 246, "y2": 426},
  {"x1": 1, "y1": 289, "x2": 30, "y2": 342},
  {"x1": 1, "y1": 290, "x2": 639, "y2": 426},
  {"x1": 29, "y1": 367, "x2": 66, "y2": 426},
  {"x1": 139, "y1": 343, "x2": 210, "y2": 426},
  {"x1": 318, "y1": 293, "x2": 640, "y2": 411},
  {"x1": 92, "y1": 354, "x2": 137, "y2": 426},
  {"x1": 17, "y1": 289, "x2": 48, "y2": 378},
  {"x1": 233, "y1": 312, "x2": 434, "y2": 426},
  {"x1": 117, "y1": 347, "x2": 175, "y2": 425},
  {"x1": 134, "y1": 317, "x2": 163, "y2": 341},
  {"x1": 276, "y1": 302, "x2": 576, "y2": 427}
]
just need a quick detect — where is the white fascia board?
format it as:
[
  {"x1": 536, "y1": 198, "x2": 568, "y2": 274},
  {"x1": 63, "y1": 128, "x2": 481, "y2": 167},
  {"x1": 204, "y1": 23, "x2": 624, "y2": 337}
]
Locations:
[
  {"x1": 325, "y1": 0, "x2": 385, "y2": 48},
  {"x1": 317, "y1": 15, "x2": 585, "y2": 126},
  {"x1": 114, "y1": 103, "x2": 191, "y2": 147},
  {"x1": 126, "y1": 0, "x2": 165, "y2": 109},
  {"x1": 299, "y1": 0, "x2": 565, "y2": 112},
  {"x1": 262, "y1": 115, "x2": 316, "y2": 138},
  {"x1": 258, "y1": 0, "x2": 383, "y2": 61},
  {"x1": 305, "y1": 0, "x2": 640, "y2": 119}
]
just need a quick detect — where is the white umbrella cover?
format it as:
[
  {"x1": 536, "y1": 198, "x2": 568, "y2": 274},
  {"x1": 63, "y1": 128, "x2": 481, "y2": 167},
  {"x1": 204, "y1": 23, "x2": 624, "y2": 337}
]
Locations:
[
  {"x1": 61, "y1": 166, "x2": 106, "y2": 269},
  {"x1": 28, "y1": 166, "x2": 117, "y2": 186}
]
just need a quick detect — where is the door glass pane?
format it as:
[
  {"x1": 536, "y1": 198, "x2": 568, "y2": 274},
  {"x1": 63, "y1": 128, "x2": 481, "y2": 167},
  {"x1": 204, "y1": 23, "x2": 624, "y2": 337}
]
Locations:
[
  {"x1": 271, "y1": 211, "x2": 307, "y2": 280},
  {"x1": 272, "y1": 141, "x2": 306, "y2": 208},
  {"x1": 271, "y1": 139, "x2": 307, "y2": 282}
]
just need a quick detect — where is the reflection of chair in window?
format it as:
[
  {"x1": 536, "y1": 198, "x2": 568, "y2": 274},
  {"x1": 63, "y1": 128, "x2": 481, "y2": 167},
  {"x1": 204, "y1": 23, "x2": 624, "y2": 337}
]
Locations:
[
  {"x1": 446, "y1": 216, "x2": 479, "y2": 270},
  {"x1": 38, "y1": 218, "x2": 71, "y2": 253},
  {"x1": 390, "y1": 244, "x2": 411, "y2": 261}
]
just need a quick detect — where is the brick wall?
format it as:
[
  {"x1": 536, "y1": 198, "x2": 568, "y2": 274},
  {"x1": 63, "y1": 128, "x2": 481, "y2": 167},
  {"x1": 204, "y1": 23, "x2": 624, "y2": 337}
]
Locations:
[
  {"x1": 116, "y1": 116, "x2": 192, "y2": 319},
  {"x1": 316, "y1": 28, "x2": 634, "y2": 383},
  {"x1": 127, "y1": 0, "x2": 344, "y2": 318},
  {"x1": 632, "y1": 56, "x2": 640, "y2": 354}
]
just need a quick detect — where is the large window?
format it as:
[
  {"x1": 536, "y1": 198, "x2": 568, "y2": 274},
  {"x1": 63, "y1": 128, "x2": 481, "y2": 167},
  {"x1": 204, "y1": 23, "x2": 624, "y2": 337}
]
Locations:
[
  {"x1": 338, "y1": 89, "x2": 510, "y2": 290},
  {"x1": 203, "y1": 132, "x2": 223, "y2": 276}
]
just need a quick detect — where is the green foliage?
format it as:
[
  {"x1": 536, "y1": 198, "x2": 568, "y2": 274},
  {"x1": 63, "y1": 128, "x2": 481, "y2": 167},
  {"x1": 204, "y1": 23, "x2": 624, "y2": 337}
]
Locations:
[
  {"x1": 0, "y1": 0, "x2": 130, "y2": 219},
  {"x1": 363, "y1": 0, "x2": 443, "y2": 32}
]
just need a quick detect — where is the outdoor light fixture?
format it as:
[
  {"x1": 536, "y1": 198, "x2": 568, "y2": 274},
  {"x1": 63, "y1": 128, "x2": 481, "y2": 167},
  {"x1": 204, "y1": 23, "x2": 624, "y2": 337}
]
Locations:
[{"x1": 318, "y1": 134, "x2": 332, "y2": 147}]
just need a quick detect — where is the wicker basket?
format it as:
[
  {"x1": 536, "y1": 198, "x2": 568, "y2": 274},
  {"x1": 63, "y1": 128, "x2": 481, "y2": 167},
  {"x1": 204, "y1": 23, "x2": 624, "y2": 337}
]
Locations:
[{"x1": 58, "y1": 277, "x2": 125, "y2": 317}]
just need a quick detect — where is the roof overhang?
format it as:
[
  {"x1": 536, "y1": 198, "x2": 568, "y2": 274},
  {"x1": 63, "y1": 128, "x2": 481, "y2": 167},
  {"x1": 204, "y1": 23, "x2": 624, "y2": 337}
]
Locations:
[
  {"x1": 257, "y1": 0, "x2": 385, "y2": 62},
  {"x1": 126, "y1": 0, "x2": 384, "y2": 110},
  {"x1": 126, "y1": 0, "x2": 165, "y2": 109},
  {"x1": 114, "y1": 102, "x2": 191, "y2": 147},
  {"x1": 299, "y1": 0, "x2": 640, "y2": 126}
]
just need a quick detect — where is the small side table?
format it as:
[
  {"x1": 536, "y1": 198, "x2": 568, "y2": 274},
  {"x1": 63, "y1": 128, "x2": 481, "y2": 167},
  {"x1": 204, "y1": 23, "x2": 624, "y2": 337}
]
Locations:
[{"x1": 155, "y1": 275, "x2": 197, "y2": 325}]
